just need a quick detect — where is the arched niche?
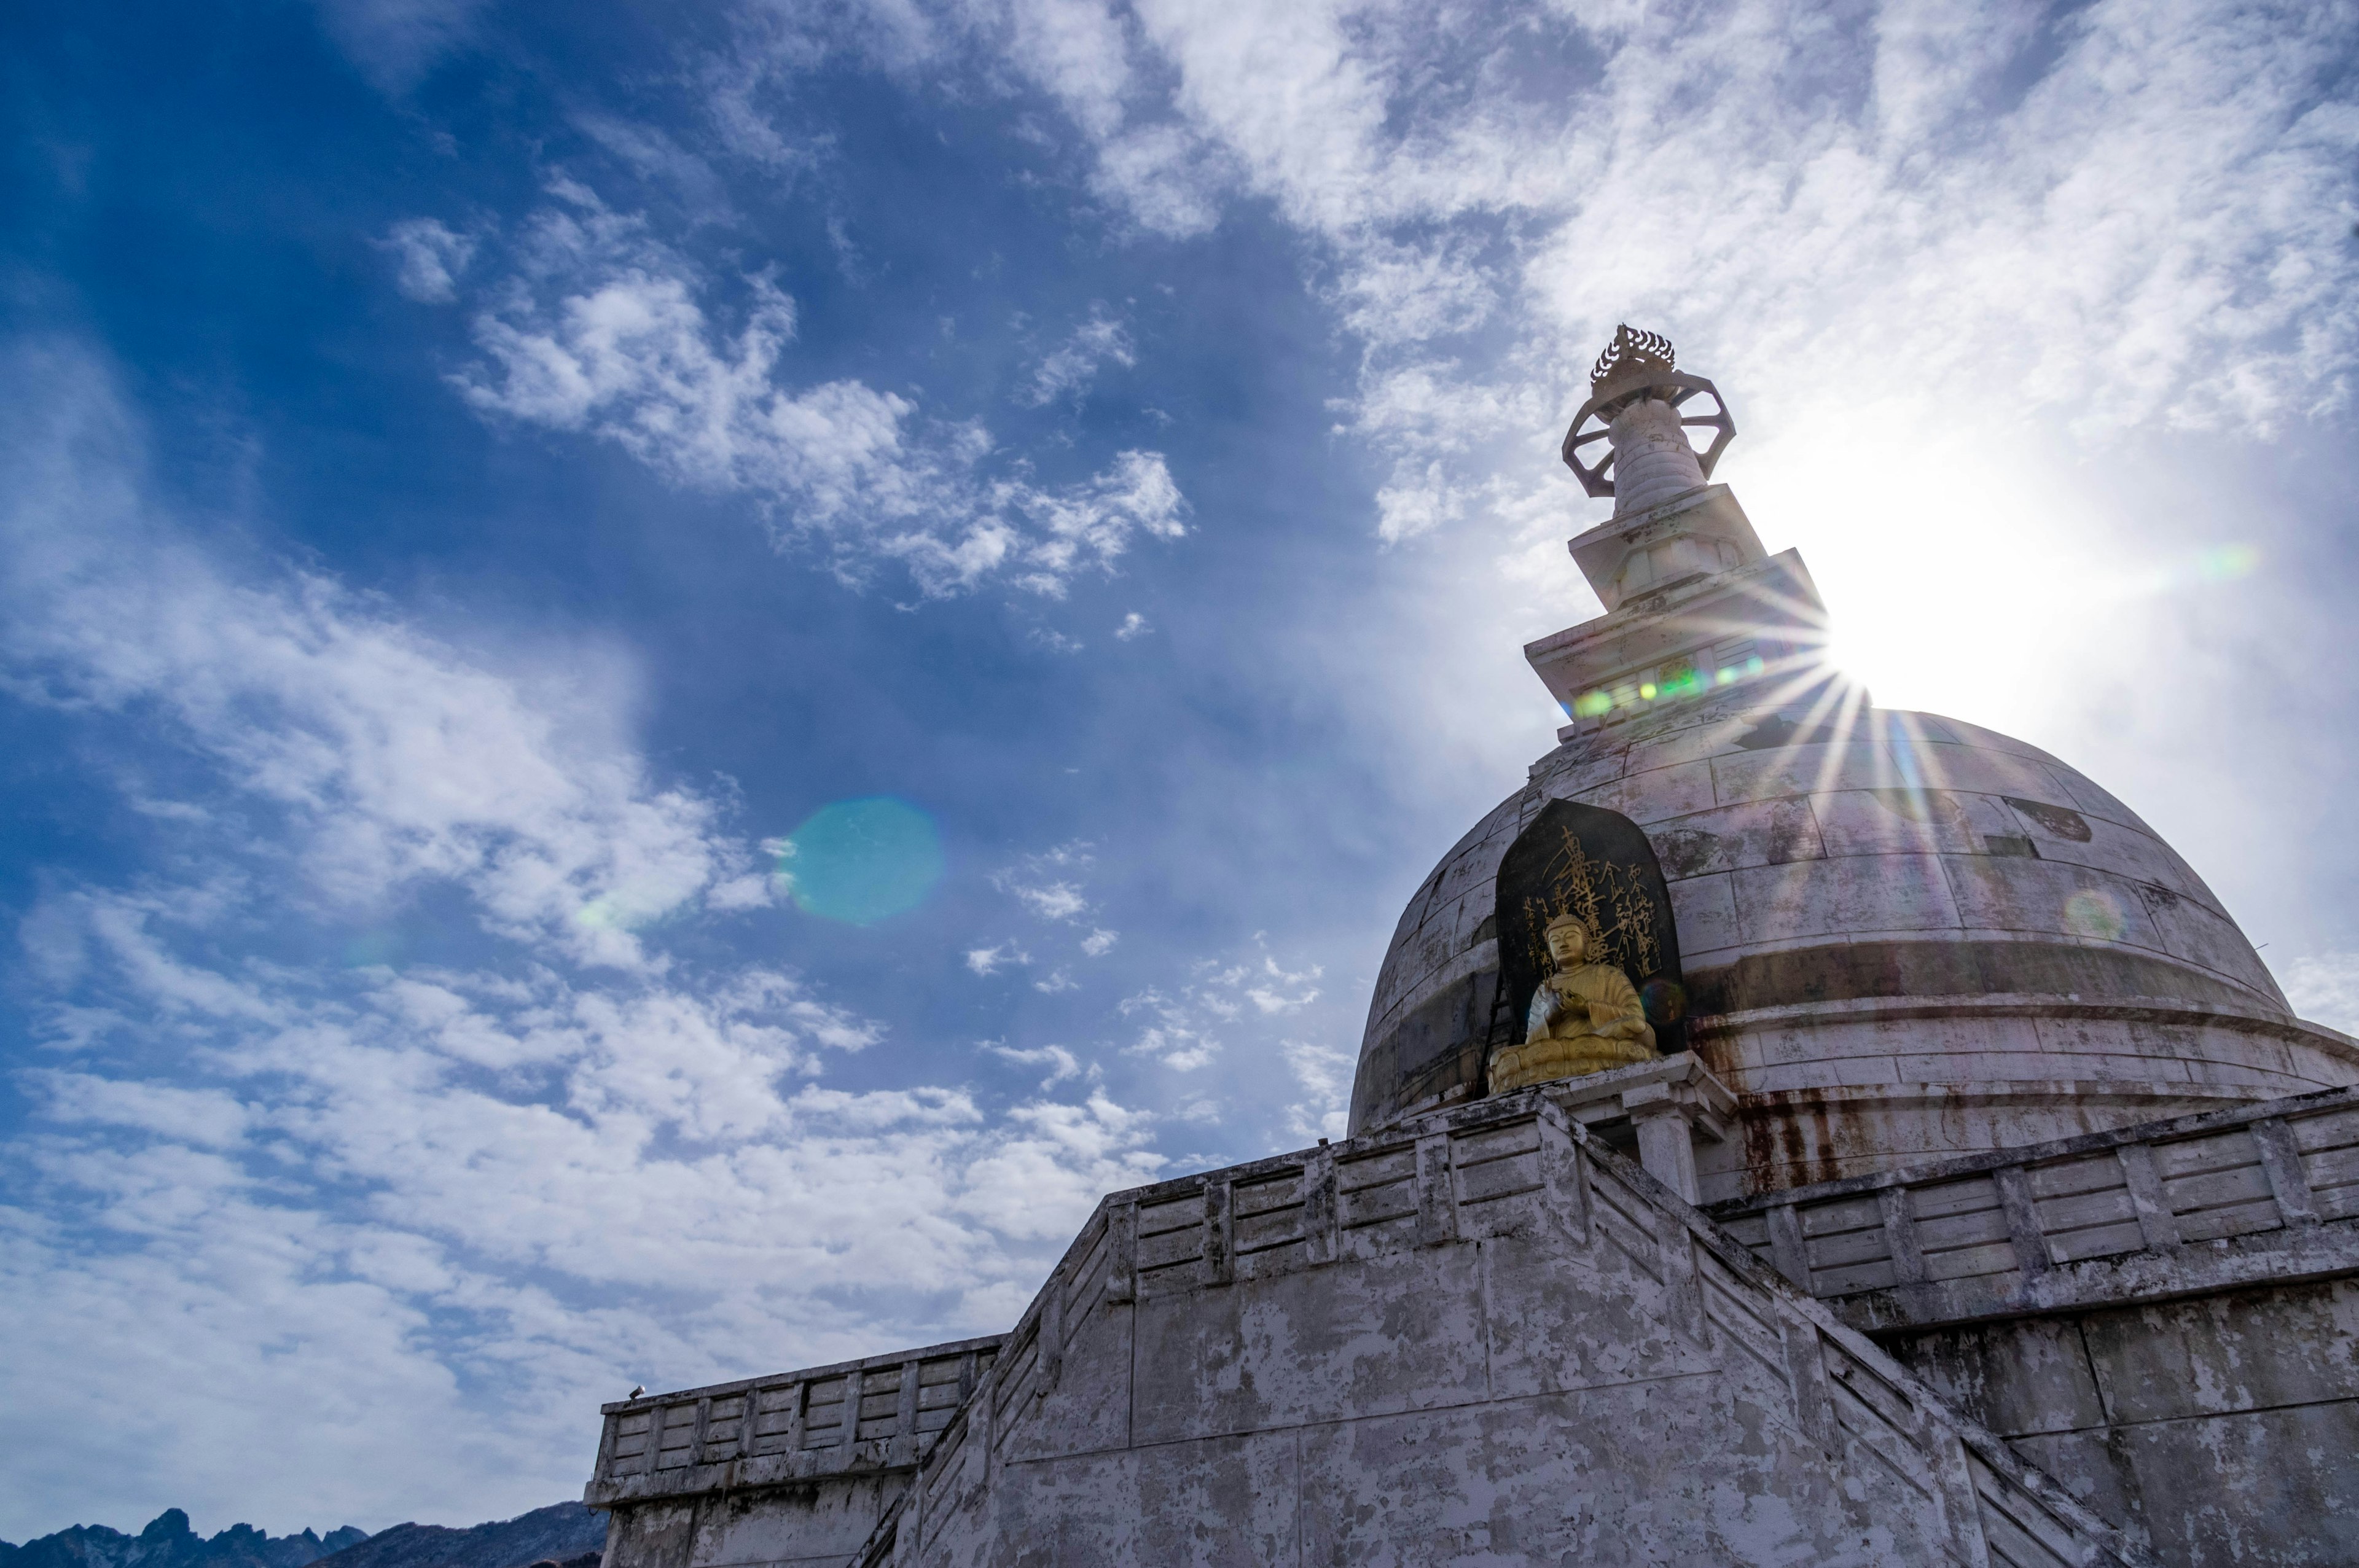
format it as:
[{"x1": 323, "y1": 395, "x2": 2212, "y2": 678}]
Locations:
[{"x1": 1493, "y1": 798, "x2": 1686, "y2": 1065}]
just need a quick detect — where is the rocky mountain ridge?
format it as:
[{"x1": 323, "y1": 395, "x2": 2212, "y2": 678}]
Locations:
[
  {"x1": 1, "y1": 1504, "x2": 601, "y2": 1568},
  {"x1": 295, "y1": 1505, "x2": 601, "y2": 1568},
  {"x1": 0, "y1": 1509, "x2": 364, "y2": 1568}
]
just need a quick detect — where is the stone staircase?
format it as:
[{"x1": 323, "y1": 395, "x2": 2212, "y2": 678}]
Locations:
[{"x1": 842, "y1": 1086, "x2": 2156, "y2": 1566}]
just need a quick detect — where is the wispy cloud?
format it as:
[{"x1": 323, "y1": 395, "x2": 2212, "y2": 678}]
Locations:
[
  {"x1": 992, "y1": 841, "x2": 1098, "y2": 925},
  {"x1": 1280, "y1": 1035, "x2": 1354, "y2": 1143},
  {"x1": 425, "y1": 181, "x2": 1186, "y2": 599},
  {"x1": 310, "y1": 0, "x2": 487, "y2": 93},
  {"x1": 985, "y1": 1041, "x2": 1082, "y2": 1088},
  {"x1": 380, "y1": 217, "x2": 477, "y2": 303},
  {"x1": 960, "y1": 0, "x2": 2359, "y2": 563},
  {"x1": 0, "y1": 345, "x2": 1167, "y2": 1529},
  {"x1": 1012, "y1": 881, "x2": 1088, "y2": 921},
  {"x1": 1022, "y1": 304, "x2": 1135, "y2": 406},
  {"x1": 965, "y1": 942, "x2": 1030, "y2": 976},
  {"x1": 2, "y1": 353, "x2": 754, "y2": 972},
  {"x1": 1114, "y1": 937, "x2": 1325, "y2": 1075},
  {"x1": 1238, "y1": 950, "x2": 1321, "y2": 1015},
  {"x1": 1118, "y1": 988, "x2": 1221, "y2": 1072}
]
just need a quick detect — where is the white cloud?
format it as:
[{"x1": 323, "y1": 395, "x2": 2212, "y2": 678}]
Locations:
[
  {"x1": 965, "y1": 942, "x2": 1030, "y2": 976},
  {"x1": 992, "y1": 842, "x2": 1101, "y2": 926},
  {"x1": 33, "y1": 1073, "x2": 254, "y2": 1150},
  {"x1": 754, "y1": 1, "x2": 2359, "y2": 475},
  {"x1": 381, "y1": 217, "x2": 477, "y2": 303},
  {"x1": 1081, "y1": 927, "x2": 1117, "y2": 957},
  {"x1": 1116, "y1": 988, "x2": 1208, "y2": 1068},
  {"x1": 444, "y1": 183, "x2": 1186, "y2": 599},
  {"x1": 1022, "y1": 304, "x2": 1136, "y2": 406},
  {"x1": 0, "y1": 345, "x2": 1167, "y2": 1532},
  {"x1": 1031, "y1": 967, "x2": 1077, "y2": 994},
  {"x1": 948, "y1": 1093, "x2": 1158, "y2": 1240},
  {"x1": 947, "y1": 0, "x2": 1230, "y2": 236},
  {"x1": 950, "y1": 0, "x2": 2359, "y2": 590},
  {"x1": 987, "y1": 1042, "x2": 1082, "y2": 1088},
  {"x1": 1149, "y1": 1034, "x2": 1216, "y2": 1071},
  {"x1": 1122, "y1": 1018, "x2": 1218, "y2": 1071},
  {"x1": 1113, "y1": 934, "x2": 1329, "y2": 1079},
  {"x1": 1012, "y1": 881, "x2": 1089, "y2": 921},
  {"x1": 1084, "y1": 121, "x2": 1230, "y2": 236},
  {"x1": 1243, "y1": 951, "x2": 1321, "y2": 1015},
  {"x1": 1, "y1": 351, "x2": 751, "y2": 973},
  {"x1": 1279, "y1": 1035, "x2": 1353, "y2": 1144},
  {"x1": 1113, "y1": 610, "x2": 1149, "y2": 639},
  {"x1": 996, "y1": 448, "x2": 1188, "y2": 597}
]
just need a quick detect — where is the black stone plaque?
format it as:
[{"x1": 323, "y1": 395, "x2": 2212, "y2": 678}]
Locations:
[{"x1": 1494, "y1": 799, "x2": 1685, "y2": 1058}]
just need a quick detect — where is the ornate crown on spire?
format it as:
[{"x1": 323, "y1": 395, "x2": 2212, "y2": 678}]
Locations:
[
  {"x1": 1589, "y1": 325, "x2": 1675, "y2": 389},
  {"x1": 1562, "y1": 326, "x2": 1734, "y2": 501}
]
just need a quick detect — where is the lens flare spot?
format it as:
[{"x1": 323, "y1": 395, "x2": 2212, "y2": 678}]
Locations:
[
  {"x1": 2062, "y1": 888, "x2": 2126, "y2": 942},
  {"x1": 343, "y1": 932, "x2": 402, "y2": 967},
  {"x1": 777, "y1": 797, "x2": 945, "y2": 926},
  {"x1": 2195, "y1": 544, "x2": 2260, "y2": 583},
  {"x1": 576, "y1": 894, "x2": 643, "y2": 932}
]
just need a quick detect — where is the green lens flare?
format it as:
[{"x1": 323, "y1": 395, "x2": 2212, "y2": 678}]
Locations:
[
  {"x1": 2062, "y1": 888, "x2": 2126, "y2": 942},
  {"x1": 777, "y1": 797, "x2": 945, "y2": 926},
  {"x1": 2194, "y1": 544, "x2": 2260, "y2": 583}
]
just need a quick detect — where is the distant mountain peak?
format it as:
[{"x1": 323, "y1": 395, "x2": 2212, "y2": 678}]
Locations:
[
  {"x1": 2, "y1": 1504, "x2": 597, "y2": 1568},
  {"x1": 0, "y1": 1510, "x2": 368, "y2": 1568}
]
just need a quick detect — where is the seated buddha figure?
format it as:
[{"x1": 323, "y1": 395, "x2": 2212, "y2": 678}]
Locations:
[{"x1": 1488, "y1": 913, "x2": 1657, "y2": 1092}]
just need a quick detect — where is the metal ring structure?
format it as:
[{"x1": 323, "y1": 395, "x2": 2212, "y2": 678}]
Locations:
[{"x1": 1559, "y1": 370, "x2": 1736, "y2": 500}]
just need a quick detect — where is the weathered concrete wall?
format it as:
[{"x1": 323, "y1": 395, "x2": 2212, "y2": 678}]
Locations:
[
  {"x1": 1708, "y1": 1088, "x2": 2359, "y2": 1333},
  {"x1": 1705, "y1": 1087, "x2": 2359, "y2": 1565},
  {"x1": 589, "y1": 1338, "x2": 1002, "y2": 1568},
  {"x1": 603, "y1": 1480, "x2": 907, "y2": 1568},
  {"x1": 861, "y1": 1093, "x2": 2141, "y2": 1567},
  {"x1": 1893, "y1": 1280, "x2": 2359, "y2": 1567}
]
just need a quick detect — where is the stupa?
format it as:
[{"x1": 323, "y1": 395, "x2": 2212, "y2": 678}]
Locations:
[
  {"x1": 1354, "y1": 324, "x2": 2339, "y2": 1203},
  {"x1": 580, "y1": 332, "x2": 2359, "y2": 1567}
]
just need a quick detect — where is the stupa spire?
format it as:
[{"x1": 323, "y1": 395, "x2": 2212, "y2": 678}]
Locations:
[
  {"x1": 1561, "y1": 325, "x2": 1736, "y2": 518},
  {"x1": 1526, "y1": 327, "x2": 1829, "y2": 737}
]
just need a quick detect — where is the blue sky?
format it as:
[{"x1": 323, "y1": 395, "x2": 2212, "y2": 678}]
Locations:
[{"x1": 3, "y1": 0, "x2": 2356, "y2": 1539}]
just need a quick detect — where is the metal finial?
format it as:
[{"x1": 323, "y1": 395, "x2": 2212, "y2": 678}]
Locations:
[{"x1": 1590, "y1": 326, "x2": 1675, "y2": 389}]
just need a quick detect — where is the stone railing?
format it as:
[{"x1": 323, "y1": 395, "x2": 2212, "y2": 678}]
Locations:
[
  {"x1": 585, "y1": 1335, "x2": 1004, "y2": 1507},
  {"x1": 850, "y1": 1085, "x2": 2152, "y2": 1567},
  {"x1": 1708, "y1": 1085, "x2": 2359, "y2": 1332}
]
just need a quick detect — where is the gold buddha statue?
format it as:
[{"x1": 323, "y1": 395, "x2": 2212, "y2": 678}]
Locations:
[{"x1": 1488, "y1": 913, "x2": 1657, "y2": 1091}]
